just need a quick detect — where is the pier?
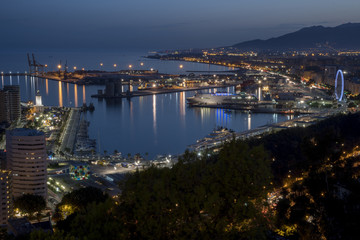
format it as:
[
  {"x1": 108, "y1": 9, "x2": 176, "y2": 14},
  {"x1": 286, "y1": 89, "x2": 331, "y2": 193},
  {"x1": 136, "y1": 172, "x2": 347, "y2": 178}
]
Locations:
[
  {"x1": 189, "y1": 108, "x2": 346, "y2": 152},
  {"x1": 91, "y1": 84, "x2": 237, "y2": 99}
]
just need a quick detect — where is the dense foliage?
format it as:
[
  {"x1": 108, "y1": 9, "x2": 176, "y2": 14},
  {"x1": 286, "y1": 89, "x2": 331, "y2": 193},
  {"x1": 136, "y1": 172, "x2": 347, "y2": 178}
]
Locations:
[
  {"x1": 14, "y1": 194, "x2": 46, "y2": 219},
  {"x1": 53, "y1": 187, "x2": 109, "y2": 224},
  {"x1": 119, "y1": 142, "x2": 272, "y2": 239}
]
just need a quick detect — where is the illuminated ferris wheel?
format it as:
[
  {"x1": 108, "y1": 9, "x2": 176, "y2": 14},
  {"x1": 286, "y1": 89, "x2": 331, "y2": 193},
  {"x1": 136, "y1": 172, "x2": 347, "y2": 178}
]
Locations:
[{"x1": 335, "y1": 69, "x2": 344, "y2": 101}]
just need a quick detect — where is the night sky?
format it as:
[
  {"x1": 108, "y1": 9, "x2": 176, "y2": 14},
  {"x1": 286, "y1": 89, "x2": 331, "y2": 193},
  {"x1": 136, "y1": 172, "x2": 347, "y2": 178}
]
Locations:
[{"x1": 1, "y1": 0, "x2": 360, "y2": 51}]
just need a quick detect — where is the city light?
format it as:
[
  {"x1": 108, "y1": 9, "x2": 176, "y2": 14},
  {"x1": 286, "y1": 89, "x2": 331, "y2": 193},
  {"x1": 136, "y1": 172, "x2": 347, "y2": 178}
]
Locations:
[
  {"x1": 57, "y1": 65, "x2": 61, "y2": 69},
  {"x1": 179, "y1": 64, "x2": 183, "y2": 69},
  {"x1": 113, "y1": 64, "x2": 117, "y2": 67}
]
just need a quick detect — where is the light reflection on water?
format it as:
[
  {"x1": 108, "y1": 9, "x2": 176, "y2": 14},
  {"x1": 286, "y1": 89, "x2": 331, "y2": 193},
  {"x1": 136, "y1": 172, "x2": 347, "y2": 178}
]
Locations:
[
  {"x1": 58, "y1": 81, "x2": 63, "y2": 107},
  {"x1": 0, "y1": 75, "x2": 290, "y2": 158},
  {"x1": 74, "y1": 84, "x2": 78, "y2": 107},
  {"x1": 82, "y1": 85, "x2": 86, "y2": 104},
  {"x1": 45, "y1": 79, "x2": 48, "y2": 95}
]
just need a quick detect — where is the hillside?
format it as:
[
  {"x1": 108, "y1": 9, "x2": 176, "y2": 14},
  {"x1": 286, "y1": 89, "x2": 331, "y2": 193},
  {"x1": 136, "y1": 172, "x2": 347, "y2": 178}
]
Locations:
[{"x1": 232, "y1": 23, "x2": 360, "y2": 51}]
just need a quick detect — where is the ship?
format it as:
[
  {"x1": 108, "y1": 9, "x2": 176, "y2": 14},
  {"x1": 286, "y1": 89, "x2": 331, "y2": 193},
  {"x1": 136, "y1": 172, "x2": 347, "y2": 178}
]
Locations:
[
  {"x1": 187, "y1": 92, "x2": 276, "y2": 112},
  {"x1": 189, "y1": 126, "x2": 235, "y2": 151}
]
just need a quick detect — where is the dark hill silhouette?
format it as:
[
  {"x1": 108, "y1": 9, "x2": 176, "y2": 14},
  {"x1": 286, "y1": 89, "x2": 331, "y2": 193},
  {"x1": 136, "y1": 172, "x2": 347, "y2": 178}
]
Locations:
[{"x1": 232, "y1": 23, "x2": 360, "y2": 51}]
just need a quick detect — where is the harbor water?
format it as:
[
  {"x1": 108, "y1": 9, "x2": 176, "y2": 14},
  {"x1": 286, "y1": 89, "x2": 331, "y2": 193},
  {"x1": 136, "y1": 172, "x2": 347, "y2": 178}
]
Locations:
[{"x1": 0, "y1": 52, "x2": 291, "y2": 158}]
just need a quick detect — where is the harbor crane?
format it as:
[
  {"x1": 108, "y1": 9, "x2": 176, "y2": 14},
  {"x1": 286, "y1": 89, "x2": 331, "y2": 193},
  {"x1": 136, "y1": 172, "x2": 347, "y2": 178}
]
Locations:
[{"x1": 27, "y1": 53, "x2": 45, "y2": 76}]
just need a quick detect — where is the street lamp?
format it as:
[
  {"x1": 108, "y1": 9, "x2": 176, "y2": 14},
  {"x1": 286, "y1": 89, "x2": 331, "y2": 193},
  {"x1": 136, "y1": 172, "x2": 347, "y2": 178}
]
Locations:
[
  {"x1": 179, "y1": 64, "x2": 183, "y2": 69},
  {"x1": 129, "y1": 65, "x2": 132, "y2": 69},
  {"x1": 58, "y1": 65, "x2": 61, "y2": 76}
]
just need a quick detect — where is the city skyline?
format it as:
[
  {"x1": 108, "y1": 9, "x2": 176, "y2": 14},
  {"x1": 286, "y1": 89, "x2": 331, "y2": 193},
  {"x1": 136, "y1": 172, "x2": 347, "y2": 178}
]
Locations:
[
  {"x1": 2, "y1": 0, "x2": 360, "y2": 238},
  {"x1": 1, "y1": 0, "x2": 360, "y2": 51}
]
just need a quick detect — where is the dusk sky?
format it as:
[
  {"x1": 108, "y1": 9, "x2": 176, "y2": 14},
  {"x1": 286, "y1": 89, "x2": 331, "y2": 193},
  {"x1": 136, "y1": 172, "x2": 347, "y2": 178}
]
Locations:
[{"x1": 1, "y1": 0, "x2": 360, "y2": 51}]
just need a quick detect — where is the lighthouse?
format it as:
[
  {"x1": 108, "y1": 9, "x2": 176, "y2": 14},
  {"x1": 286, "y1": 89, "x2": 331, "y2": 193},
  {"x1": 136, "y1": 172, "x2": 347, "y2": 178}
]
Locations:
[{"x1": 35, "y1": 90, "x2": 44, "y2": 112}]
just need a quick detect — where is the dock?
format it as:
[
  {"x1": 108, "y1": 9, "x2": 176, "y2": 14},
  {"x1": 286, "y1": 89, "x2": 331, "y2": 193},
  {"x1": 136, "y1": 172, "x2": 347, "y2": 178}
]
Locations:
[
  {"x1": 91, "y1": 84, "x2": 237, "y2": 99},
  {"x1": 189, "y1": 108, "x2": 347, "y2": 152}
]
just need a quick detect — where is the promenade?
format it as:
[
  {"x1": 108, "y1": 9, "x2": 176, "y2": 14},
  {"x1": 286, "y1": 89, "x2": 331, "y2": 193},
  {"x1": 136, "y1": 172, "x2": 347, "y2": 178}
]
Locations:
[
  {"x1": 189, "y1": 108, "x2": 346, "y2": 152},
  {"x1": 59, "y1": 109, "x2": 81, "y2": 155}
]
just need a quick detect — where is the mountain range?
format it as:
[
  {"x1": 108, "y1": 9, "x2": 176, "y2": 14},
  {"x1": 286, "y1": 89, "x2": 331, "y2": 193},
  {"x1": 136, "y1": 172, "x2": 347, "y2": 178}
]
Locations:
[{"x1": 232, "y1": 23, "x2": 360, "y2": 51}]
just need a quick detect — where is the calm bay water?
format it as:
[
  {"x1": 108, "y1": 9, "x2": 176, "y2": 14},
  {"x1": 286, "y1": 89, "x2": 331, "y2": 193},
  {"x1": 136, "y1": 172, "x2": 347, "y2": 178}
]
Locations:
[{"x1": 0, "y1": 51, "x2": 291, "y2": 157}]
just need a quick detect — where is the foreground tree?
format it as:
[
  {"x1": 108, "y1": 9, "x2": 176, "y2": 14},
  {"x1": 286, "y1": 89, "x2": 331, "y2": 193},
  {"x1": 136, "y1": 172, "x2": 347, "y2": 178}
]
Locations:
[
  {"x1": 120, "y1": 141, "x2": 272, "y2": 239},
  {"x1": 54, "y1": 186, "x2": 108, "y2": 221},
  {"x1": 14, "y1": 194, "x2": 46, "y2": 218}
]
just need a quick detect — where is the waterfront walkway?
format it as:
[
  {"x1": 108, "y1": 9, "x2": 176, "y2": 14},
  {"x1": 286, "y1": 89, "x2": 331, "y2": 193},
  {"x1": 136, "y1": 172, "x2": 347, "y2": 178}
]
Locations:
[
  {"x1": 189, "y1": 108, "x2": 346, "y2": 151},
  {"x1": 59, "y1": 109, "x2": 81, "y2": 155}
]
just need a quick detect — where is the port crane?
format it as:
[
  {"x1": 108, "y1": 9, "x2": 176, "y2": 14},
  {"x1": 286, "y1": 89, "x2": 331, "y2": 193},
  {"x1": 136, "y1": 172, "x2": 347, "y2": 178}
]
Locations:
[{"x1": 27, "y1": 53, "x2": 45, "y2": 76}]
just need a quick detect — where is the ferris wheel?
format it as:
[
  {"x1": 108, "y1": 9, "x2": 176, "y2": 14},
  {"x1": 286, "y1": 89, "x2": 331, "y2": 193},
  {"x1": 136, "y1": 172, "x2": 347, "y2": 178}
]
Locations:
[{"x1": 335, "y1": 69, "x2": 344, "y2": 101}]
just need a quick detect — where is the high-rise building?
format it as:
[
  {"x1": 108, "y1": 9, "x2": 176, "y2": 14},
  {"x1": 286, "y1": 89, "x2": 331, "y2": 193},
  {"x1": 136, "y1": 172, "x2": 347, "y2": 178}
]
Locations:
[
  {"x1": 0, "y1": 85, "x2": 21, "y2": 124},
  {"x1": 6, "y1": 128, "x2": 47, "y2": 199},
  {"x1": 0, "y1": 91, "x2": 10, "y2": 123},
  {"x1": 0, "y1": 170, "x2": 11, "y2": 226}
]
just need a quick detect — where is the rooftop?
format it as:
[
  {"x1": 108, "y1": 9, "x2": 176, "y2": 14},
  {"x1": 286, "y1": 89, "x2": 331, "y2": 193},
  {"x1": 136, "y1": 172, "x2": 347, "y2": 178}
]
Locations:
[{"x1": 8, "y1": 128, "x2": 44, "y2": 137}]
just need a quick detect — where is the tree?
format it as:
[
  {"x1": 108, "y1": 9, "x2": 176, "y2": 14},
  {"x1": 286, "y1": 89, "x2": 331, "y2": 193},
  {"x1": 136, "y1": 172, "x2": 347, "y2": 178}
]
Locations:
[
  {"x1": 55, "y1": 187, "x2": 108, "y2": 222},
  {"x1": 14, "y1": 194, "x2": 46, "y2": 218},
  {"x1": 0, "y1": 226, "x2": 13, "y2": 240},
  {"x1": 119, "y1": 141, "x2": 272, "y2": 239},
  {"x1": 348, "y1": 102, "x2": 356, "y2": 108}
]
